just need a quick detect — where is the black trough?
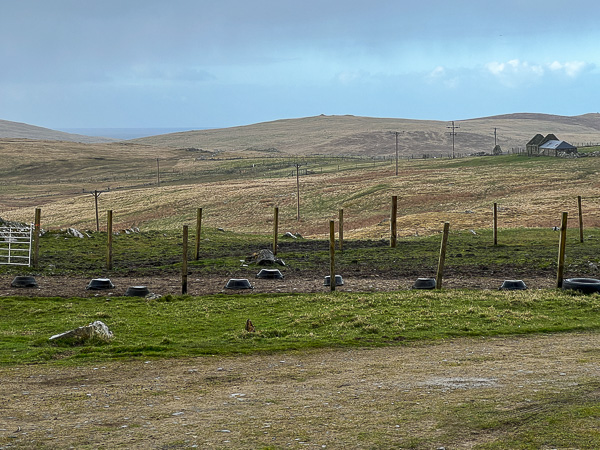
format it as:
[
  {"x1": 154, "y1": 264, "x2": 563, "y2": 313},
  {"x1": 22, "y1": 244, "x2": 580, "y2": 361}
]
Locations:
[
  {"x1": 324, "y1": 275, "x2": 344, "y2": 286},
  {"x1": 125, "y1": 286, "x2": 150, "y2": 297},
  {"x1": 86, "y1": 278, "x2": 115, "y2": 290},
  {"x1": 256, "y1": 269, "x2": 284, "y2": 279},
  {"x1": 412, "y1": 277, "x2": 436, "y2": 290},
  {"x1": 499, "y1": 280, "x2": 528, "y2": 290},
  {"x1": 225, "y1": 278, "x2": 253, "y2": 290},
  {"x1": 11, "y1": 276, "x2": 38, "y2": 288}
]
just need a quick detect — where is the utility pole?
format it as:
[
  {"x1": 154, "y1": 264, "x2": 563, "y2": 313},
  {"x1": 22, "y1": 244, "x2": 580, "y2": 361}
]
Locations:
[
  {"x1": 494, "y1": 127, "x2": 497, "y2": 147},
  {"x1": 447, "y1": 121, "x2": 460, "y2": 159},
  {"x1": 394, "y1": 131, "x2": 403, "y2": 176},
  {"x1": 156, "y1": 158, "x2": 160, "y2": 186}
]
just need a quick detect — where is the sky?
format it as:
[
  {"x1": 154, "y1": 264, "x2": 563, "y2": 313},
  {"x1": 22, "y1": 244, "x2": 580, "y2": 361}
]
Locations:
[{"x1": 1, "y1": 0, "x2": 599, "y2": 129}]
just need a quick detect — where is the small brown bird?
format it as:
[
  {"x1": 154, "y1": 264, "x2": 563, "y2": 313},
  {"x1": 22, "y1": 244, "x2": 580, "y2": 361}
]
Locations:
[{"x1": 245, "y1": 319, "x2": 255, "y2": 332}]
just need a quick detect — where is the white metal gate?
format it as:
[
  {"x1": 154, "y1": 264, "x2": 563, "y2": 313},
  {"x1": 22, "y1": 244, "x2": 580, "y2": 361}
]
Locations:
[{"x1": 0, "y1": 224, "x2": 33, "y2": 266}]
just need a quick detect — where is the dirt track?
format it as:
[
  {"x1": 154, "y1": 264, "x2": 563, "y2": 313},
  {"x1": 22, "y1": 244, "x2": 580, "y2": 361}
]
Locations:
[
  {"x1": 1, "y1": 332, "x2": 599, "y2": 449},
  {"x1": 0, "y1": 273, "x2": 557, "y2": 299}
]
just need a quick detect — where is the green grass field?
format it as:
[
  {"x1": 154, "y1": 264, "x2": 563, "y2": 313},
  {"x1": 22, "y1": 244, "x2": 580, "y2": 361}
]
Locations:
[{"x1": 1, "y1": 288, "x2": 600, "y2": 366}]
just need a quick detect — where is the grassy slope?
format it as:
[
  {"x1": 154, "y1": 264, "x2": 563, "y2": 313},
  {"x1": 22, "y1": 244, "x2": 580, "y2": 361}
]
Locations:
[
  {"x1": 2, "y1": 289, "x2": 599, "y2": 366},
  {"x1": 0, "y1": 119, "x2": 115, "y2": 143},
  {"x1": 2, "y1": 119, "x2": 600, "y2": 447},
  {"x1": 132, "y1": 113, "x2": 600, "y2": 156},
  {"x1": 3, "y1": 153, "x2": 600, "y2": 239}
]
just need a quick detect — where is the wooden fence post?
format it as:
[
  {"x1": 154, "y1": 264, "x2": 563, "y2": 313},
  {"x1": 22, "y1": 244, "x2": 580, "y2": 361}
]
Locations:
[
  {"x1": 556, "y1": 212, "x2": 568, "y2": 289},
  {"x1": 329, "y1": 220, "x2": 335, "y2": 292},
  {"x1": 493, "y1": 202, "x2": 498, "y2": 246},
  {"x1": 94, "y1": 190, "x2": 100, "y2": 232},
  {"x1": 578, "y1": 196, "x2": 584, "y2": 243},
  {"x1": 339, "y1": 208, "x2": 344, "y2": 252},
  {"x1": 182, "y1": 225, "x2": 188, "y2": 294},
  {"x1": 106, "y1": 210, "x2": 113, "y2": 271},
  {"x1": 436, "y1": 222, "x2": 450, "y2": 289},
  {"x1": 273, "y1": 206, "x2": 279, "y2": 255},
  {"x1": 296, "y1": 164, "x2": 300, "y2": 221},
  {"x1": 390, "y1": 195, "x2": 398, "y2": 248},
  {"x1": 194, "y1": 207, "x2": 202, "y2": 260},
  {"x1": 32, "y1": 208, "x2": 41, "y2": 268}
]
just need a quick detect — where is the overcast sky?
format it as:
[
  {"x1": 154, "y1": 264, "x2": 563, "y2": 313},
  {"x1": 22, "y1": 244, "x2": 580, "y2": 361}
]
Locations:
[{"x1": 1, "y1": 0, "x2": 599, "y2": 129}]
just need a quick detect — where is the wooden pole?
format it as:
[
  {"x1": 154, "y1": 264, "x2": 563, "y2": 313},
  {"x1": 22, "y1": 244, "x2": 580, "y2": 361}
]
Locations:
[
  {"x1": 273, "y1": 206, "x2": 279, "y2": 255},
  {"x1": 182, "y1": 225, "x2": 188, "y2": 294},
  {"x1": 395, "y1": 131, "x2": 399, "y2": 176},
  {"x1": 436, "y1": 222, "x2": 450, "y2": 289},
  {"x1": 390, "y1": 195, "x2": 398, "y2": 248},
  {"x1": 556, "y1": 212, "x2": 568, "y2": 289},
  {"x1": 181, "y1": 225, "x2": 188, "y2": 295},
  {"x1": 94, "y1": 190, "x2": 100, "y2": 232},
  {"x1": 578, "y1": 196, "x2": 584, "y2": 243},
  {"x1": 493, "y1": 202, "x2": 498, "y2": 246},
  {"x1": 106, "y1": 210, "x2": 113, "y2": 271},
  {"x1": 329, "y1": 220, "x2": 335, "y2": 292},
  {"x1": 296, "y1": 164, "x2": 300, "y2": 221},
  {"x1": 194, "y1": 207, "x2": 202, "y2": 260},
  {"x1": 32, "y1": 208, "x2": 41, "y2": 268},
  {"x1": 156, "y1": 158, "x2": 160, "y2": 185},
  {"x1": 339, "y1": 208, "x2": 344, "y2": 252}
]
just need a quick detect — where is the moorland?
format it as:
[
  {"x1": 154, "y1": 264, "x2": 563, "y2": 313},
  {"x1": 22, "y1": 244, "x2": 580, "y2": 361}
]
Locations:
[{"x1": 1, "y1": 113, "x2": 600, "y2": 449}]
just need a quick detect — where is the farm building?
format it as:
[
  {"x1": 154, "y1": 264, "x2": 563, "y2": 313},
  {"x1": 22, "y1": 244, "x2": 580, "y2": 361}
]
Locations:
[{"x1": 526, "y1": 133, "x2": 577, "y2": 156}]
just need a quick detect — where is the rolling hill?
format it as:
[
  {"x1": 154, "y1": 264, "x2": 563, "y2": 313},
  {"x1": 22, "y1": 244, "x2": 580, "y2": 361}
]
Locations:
[
  {"x1": 0, "y1": 119, "x2": 116, "y2": 143},
  {"x1": 3, "y1": 113, "x2": 600, "y2": 157},
  {"x1": 131, "y1": 113, "x2": 600, "y2": 157}
]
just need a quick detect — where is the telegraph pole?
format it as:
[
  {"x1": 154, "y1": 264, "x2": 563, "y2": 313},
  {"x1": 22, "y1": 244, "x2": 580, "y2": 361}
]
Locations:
[
  {"x1": 394, "y1": 131, "x2": 403, "y2": 175},
  {"x1": 494, "y1": 128, "x2": 497, "y2": 146},
  {"x1": 447, "y1": 121, "x2": 460, "y2": 159},
  {"x1": 395, "y1": 131, "x2": 399, "y2": 176}
]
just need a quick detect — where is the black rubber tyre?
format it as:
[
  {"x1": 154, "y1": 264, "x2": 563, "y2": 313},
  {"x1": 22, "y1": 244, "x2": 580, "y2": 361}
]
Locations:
[{"x1": 562, "y1": 278, "x2": 600, "y2": 294}]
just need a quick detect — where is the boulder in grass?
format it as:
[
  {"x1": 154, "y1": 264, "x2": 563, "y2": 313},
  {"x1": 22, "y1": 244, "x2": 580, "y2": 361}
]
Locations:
[
  {"x1": 246, "y1": 249, "x2": 285, "y2": 266},
  {"x1": 49, "y1": 321, "x2": 113, "y2": 343}
]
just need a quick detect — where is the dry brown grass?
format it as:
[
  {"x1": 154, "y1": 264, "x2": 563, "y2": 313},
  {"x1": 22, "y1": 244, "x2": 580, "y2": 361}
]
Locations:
[
  {"x1": 3, "y1": 152, "x2": 600, "y2": 239},
  {"x1": 132, "y1": 113, "x2": 600, "y2": 157}
]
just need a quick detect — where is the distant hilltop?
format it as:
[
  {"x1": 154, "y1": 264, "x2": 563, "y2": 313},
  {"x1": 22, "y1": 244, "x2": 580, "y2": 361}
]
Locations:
[
  {"x1": 2, "y1": 113, "x2": 600, "y2": 157},
  {"x1": 0, "y1": 119, "x2": 116, "y2": 143}
]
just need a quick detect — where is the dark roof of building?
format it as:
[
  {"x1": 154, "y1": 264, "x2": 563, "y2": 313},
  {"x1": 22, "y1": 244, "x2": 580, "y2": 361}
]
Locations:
[
  {"x1": 527, "y1": 134, "x2": 545, "y2": 146},
  {"x1": 539, "y1": 140, "x2": 577, "y2": 150},
  {"x1": 527, "y1": 133, "x2": 561, "y2": 146}
]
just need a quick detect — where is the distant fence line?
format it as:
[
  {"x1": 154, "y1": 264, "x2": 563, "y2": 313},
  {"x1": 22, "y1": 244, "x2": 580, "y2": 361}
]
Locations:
[{"x1": 4, "y1": 146, "x2": 598, "y2": 194}]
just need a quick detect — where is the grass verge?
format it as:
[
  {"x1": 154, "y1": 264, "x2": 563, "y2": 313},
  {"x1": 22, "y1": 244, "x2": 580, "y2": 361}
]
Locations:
[{"x1": 2, "y1": 288, "x2": 599, "y2": 366}]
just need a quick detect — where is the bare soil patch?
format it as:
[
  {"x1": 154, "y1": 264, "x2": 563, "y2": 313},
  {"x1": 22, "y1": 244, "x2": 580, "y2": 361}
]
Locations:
[
  {"x1": 0, "y1": 273, "x2": 556, "y2": 298},
  {"x1": 1, "y1": 332, "x2": 598, "y2": 448}
]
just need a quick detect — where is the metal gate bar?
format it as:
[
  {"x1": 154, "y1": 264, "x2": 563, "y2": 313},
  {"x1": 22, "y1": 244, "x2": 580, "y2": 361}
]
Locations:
[{"x1": 0, "y1": 225, "x2": 33, "y2": 266}]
